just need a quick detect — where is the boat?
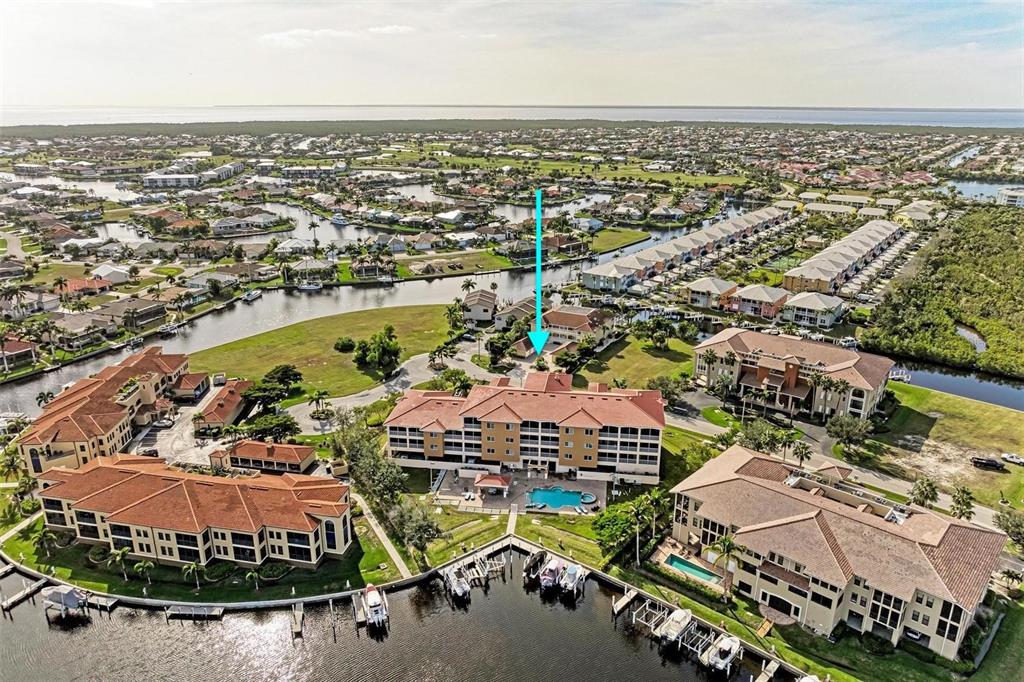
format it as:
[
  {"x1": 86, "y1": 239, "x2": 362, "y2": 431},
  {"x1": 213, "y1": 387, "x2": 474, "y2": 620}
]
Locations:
[
  {"x1": 523, "y1": 549, "x2": 548, "y2": 582},
  {"x1": 888, "y1": 368, "x2": 912, "y2": 382},
  {"x1": 363, "y1": 584, "x2": 388, "y2": 628},
  {"x1": 539, "y1": 558, "x2": 564, "y2": 590},
  {"x1": 708, "y1": 635, "x2": 741, "y2": 671},
  {"x1": 653, "y1": 608, "x2": 693, "y2": 644},
  {"x1": 296, "y1": 281, "x2": 323, "y2": 292},
  {"x1": 837, "y1": 336, "x2": 858, "y2": 348},
  {"x1": 451, "y1": 566, "x2": 472, "y2": 599},
  {"x1": 330, "y1": 212, "x2": 348, "y2": 226},
  {"x1": 157, "y1": 324, "x2": 178, "y2": 336},
  {"x1": 559, "y1": 563, "x2": 583, "y2": 593},
  {"x1": 126, "y1": 336, "x2": 143, "y2": 348},
  {"x1": 241, "y1": 289, "x2": 262, "y2": 302}
]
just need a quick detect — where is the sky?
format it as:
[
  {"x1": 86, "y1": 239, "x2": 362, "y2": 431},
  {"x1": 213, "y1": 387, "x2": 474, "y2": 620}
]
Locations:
[{"x1": 1, "y1": 0, "x2": 1022, "y2": 110}]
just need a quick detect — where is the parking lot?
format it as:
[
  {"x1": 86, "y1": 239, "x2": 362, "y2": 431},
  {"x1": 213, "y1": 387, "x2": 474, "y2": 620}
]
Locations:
[{"x1": 129, "y1": 389, "x2": 225, "y2": 466}]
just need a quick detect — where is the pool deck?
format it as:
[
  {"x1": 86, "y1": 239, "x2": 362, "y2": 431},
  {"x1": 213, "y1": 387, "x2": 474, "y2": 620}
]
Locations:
[
  {"x1": 652, "y1": 538, "x2": 726, "y2": 593},
  {"x1": 436, "y1": 470, "x2": 607, "y2": 514}
]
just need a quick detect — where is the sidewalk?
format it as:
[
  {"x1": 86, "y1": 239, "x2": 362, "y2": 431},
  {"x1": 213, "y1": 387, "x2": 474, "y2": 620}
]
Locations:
[{"x1": 351, "y1": 492, "x2": 412, "y2": 579}]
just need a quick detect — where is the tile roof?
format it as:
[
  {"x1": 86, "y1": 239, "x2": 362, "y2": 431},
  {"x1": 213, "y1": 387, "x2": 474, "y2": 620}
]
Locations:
[
  {"x1": 199, "y1": 380, "x2": 254, "y2": 424},
  {"x1": 217, "y1": 440, "x2": 315, "y2": 464}
]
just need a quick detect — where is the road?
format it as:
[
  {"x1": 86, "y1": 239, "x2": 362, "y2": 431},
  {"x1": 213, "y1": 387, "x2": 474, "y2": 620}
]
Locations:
[{"x1": 2, "y1": 230, "x2": 26, "y2": 259}]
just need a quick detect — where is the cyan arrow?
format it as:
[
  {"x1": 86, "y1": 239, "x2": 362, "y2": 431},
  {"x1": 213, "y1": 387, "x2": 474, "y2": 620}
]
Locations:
[{"x1": 526, "y1": 188, "x2": 550, "y2": 356}]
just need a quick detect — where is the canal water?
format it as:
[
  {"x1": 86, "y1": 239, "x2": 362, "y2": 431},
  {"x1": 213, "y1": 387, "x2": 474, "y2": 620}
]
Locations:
[
  {"x1": 1, "y1": 173, "x2": 140, "y2": 202},
  {"x1": 0, "y1": 554, "x2": 773, "y2": 682}
]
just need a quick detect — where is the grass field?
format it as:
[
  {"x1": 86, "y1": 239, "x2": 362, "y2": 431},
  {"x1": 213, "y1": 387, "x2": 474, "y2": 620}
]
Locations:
[
  {"x1": 425, "y1": 511, "x2": 506, "y2": 566},
  {"x1": 701, "y1": 406, "x2": 741, "y2": 429},
  {"x1": 573, "y1": 335, "x2": 694, "y2": 389},
  {"x1": 190, "y1": 304, "x2": 449, "y2": 398},
  {"x1": 974, "y1": 599, "x2": 1024, "y2": 682},
  {"x1": 27, "y1": 262, "x2": 90, "y2": 286},
  {"x1": 395, "y1": 250, "x2": 513, "y2": 277},
  {"x1": 590, "y1": 227, "x2": 650, "y2": 253},
  {"x1": 515, "y1": 514, "x2": 606, "y2": 568},
  {"x1": 876, "y1": 383, "x2": 1024, "y2": 507},
  {"x1": 151, "y1": 266, "x2": 183, "y2": 277}
]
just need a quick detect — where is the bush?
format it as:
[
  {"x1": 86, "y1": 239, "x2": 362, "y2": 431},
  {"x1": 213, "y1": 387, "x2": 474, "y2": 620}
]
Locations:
[
  {"x1": 860, "y1": 632, "x2": 895, "y2": 656},
  {"x1": 86, "y1": 544, "x2": 110, "y2": 564},
  {"x1": 333, "y1": 337, "x2": 356, "y2": 353},
  {"x1": 203, "y1": 560, "x2": 236, "y2": 583},
  {"x1": 20, "y1": 498, "x2": 41, "y2": 515},
  {"x1": 310, "y1": 408, "x2": 335, "y2": 421},
  {"x1": 643, "y1": 562, "x2": 728, "y2": 604},
  {"x1": 258, "y1": 561, "x2": 291, "y2": 580}
]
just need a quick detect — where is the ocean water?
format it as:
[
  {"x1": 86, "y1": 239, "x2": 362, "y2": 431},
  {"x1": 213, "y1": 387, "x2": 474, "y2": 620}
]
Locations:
[{"x1": 2, "y1": 105, "x2": 1022, "y2": 128}]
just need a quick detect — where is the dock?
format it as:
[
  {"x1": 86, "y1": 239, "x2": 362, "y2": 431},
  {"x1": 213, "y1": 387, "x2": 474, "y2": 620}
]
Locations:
[
  {"x1": 0, "y1": 564, "x2": 15, "y2": 579},
  {"x1": 291, "y1": 602, "x2": 304, "y2": 636},
  {"x1": 612, "y1": 588, "x2": 637, "y2": 615},
  {"x1": 87, "y1": 595, "x2": 119, "y2": 612},
  {"x1": 631, "y1": 598, "x2": 669, "y2": 634},
  {"x1": 755, "y1": 659, "x2": 781, "y2": 682},
  {"x1": 1, "y1": 577, "x2": 49, "y2": 612},
  {"x1": 698, "y1": 632, "x2": 729, "y2": 667},
  {"x1": 353, "y1": 593, "x2": 367, "y2": 625},
  {"x1": 164, "y1": 605, "x2": 224, "y2": 621}
]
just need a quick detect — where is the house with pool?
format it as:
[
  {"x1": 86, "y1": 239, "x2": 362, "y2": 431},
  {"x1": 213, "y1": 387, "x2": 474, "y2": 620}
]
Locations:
[
  {"x1": 667, "y1": 445, "x2": 1004, "y2": 661},
  {"x1": 384, "y1": 372, "x2": 666, "y2": 485}
]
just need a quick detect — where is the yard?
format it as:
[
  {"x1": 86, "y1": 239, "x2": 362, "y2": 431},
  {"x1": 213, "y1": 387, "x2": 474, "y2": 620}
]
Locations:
[
  {"x1": 514, "y1": 513, "x2": 606, "y2": 568},
  {"x1": 27, "y1": 262, "x2": 90, "y2": 286},
  {"x1": 395, "y1": 249, "x2": 514, "y2": 278},
  {"x1": 424, "y1": 509, "x2": 507, "y2": 566},
  {"x1": 590, "y1": 227, "x2": 650, "y2": 253},
  {"x1": 974, "y1": 599, "x2": 1024, "y2": 682},
  {"x1": 2, "y1": 517, "x2": 399, "y2": 602},
  {"x1": 660, "y1": 425, "x2": 716, "y2": 488},
  {"x1": 573, "y1": 335, "x2": 694, "y2": 389},
  {"x1": 190, "y1": 304, "x2": 450, "y2": 399}
]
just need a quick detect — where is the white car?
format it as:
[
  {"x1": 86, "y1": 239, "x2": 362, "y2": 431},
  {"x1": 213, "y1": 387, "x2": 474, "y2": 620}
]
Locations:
[
  {"x1": 1001, "y1": 453, "x2": 1024, "y2": 466},
  {"x1": 152, "y1": 419, "x2": 174, "y2": 428}
]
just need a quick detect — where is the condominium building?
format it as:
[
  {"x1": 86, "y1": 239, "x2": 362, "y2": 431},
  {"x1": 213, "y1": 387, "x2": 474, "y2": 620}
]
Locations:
[
  {"x1": 384, "y1": 373, "x2": 665, "y2": 484},
  {"x1": 39, "y1": 455, "x2": 352, "y2": 569},
  {"x1": 670, "y1": 445, "x2": 1004, "y2": 660},
  {"x1": 680, "y1": 277, "x2": 738, "y2": 309},
  {"x1": 20, "y1": 347, "x2": 189, "y2": 475},
  {"x1": 694, "y1": 329, "x2": 893, "y2": 419},
  {"x1": 783, "y1": 220, "x2": 903, "y2": 294},
  {"x1": 193, "y1": 379, "x2": 254, "y2": 434},
  {"x1": 142, "y1": 173, "x2": 200, "y2": 189},
  {"x1": 781, "y1": 291, "x2": 847, "y2": 328},
  {"x1": 995, "y1": 186, "x2": 1024, "y2": 207},
  {"x1": 727, "y1": 284, "x2": 789, "y2": 319}
]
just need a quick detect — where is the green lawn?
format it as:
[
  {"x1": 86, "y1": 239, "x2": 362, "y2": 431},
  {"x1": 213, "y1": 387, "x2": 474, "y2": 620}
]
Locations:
[
  {"x1": 3, "y1": 517, "x2": 398, "y2": 602},
  {"x1": 425, "y1": 511, "x2": 506, "y2": 566},
  {"x1": 573, "y1": 335, "x2": 694, "y2": 389},
  {"x1": 701, "y1": 405, "x2": 741, "y2": 429},
  {"x1": 877, "y1": 383, "x2": 1024, "y2": 507},
  {"x1": 975, "y1": 600, "x2": 1024, "y2": 682},
  {"x1": 396, "y1": 250, "x2": 513, "y2": 277},
  {"x1": 0, "y1": 489, "x2": 25, "y2": 535},
  {"x1": 514, "y1": 514, "x2": 606, "y2": 568},
  {"x1": 190, "y1": 304, "x2": 449, "y2": 398},
  {"x1": 27, "y1": 263, "x2": 90, "y2": 286},
  {"x1": 590, "y1": 227, "x2": 650, "y2": 253},
  {"x1": 151, "y1": 266, "x2": 184, "y2": 277}
]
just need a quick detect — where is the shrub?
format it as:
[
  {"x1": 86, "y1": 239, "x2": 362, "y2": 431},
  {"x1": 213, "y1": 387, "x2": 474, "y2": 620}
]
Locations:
[
  {"x1": 86, "y1": 544, "x2": 110, "y2": 564},
  {"x1": 310, "y1": 408, "x2": 335, "y2": 421},
  {"x1": 860, "y1": 632, "x2": 895, "y2": 656},
  {"x1": 643, "y1": 562, "x2": 728, "y2": 604},
  {"x1": 258, "y1": 561, "x2": 291, "y2": 580},
  {"x1": 333, "y1": 337, "x2": 356, "y2": 353},
  {"x1": 203, "y1": 560, "x2": 236, "y2": 582},
  {"x1": 19, "y1": 498, "x2": 41, "y2": 515}
]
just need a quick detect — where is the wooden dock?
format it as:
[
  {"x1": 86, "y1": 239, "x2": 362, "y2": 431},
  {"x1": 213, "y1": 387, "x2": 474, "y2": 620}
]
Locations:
[
  {"x1": 164, "y1": 605, "x2": 224, "y2": 620},
  {"x1": 353, "y1": 593, "x2": 367, "y2": 625},
  {"x1": 755, "y1": 659, "x2": 780, "y2": 682},
  {"x1": 1, "y1": 577, "x2": 48, "y2": 612},
  {"x1": 612, "y1": 588, "x2": 637, "y2": 615},
  {"x1": 291, "y1": 602, "x2": 304, "y2": 636}
]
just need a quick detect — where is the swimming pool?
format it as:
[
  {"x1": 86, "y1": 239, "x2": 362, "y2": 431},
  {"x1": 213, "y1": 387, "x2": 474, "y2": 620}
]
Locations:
[
  {"x1": 665, "y1": 554, "x2": 722, "y2": 584},
  {"x1": 528, "y1": 486, "x2": 583, "y2": 509}
]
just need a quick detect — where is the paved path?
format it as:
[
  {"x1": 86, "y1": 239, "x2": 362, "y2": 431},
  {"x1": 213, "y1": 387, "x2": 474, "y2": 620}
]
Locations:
[
  {"x1": 666, "y1": 414, "x2": 727, "y2": 437},
  {"x1": 506, "y1": 503, "x2": 518, "y2": 534},
  {"x1": 351, "y1": 492, "x2": 412, "y2": 579},
  {"x1": 1, "y1": 230, "x2": 26, "y2": 259},
  {"x1": 0, "y1": 510, "x2": 41, "y2": 545}
]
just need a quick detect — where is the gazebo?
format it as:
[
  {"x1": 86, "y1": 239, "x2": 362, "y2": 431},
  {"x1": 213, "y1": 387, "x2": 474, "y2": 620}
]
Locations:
[{"x1": 473, "y1": 473, "x2": 512, "y2": 498}]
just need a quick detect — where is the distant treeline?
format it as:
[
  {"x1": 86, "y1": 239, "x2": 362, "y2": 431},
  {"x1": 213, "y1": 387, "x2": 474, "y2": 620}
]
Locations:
[
  {"x1": 2, "y1": 118, "x2": 1023, "y2": 139},
  {"x1": 861, "y1": 206, "x2": 1024, "y2": 380}
]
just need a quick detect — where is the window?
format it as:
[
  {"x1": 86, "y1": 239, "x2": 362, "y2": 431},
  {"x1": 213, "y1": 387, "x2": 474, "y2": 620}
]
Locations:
[
  {"x1": 759, "y1": 573, "x2": 778, "y2": 585},
  {"x1": 810, "y1": 592, "x2": 833, "y2": 609},
  {"x1": 788, "y1": 585, "x2": 808, "y2": 598},
  {"x1": 505, "y1": 437, "x2": 514, "y2": 443},
  {"x1": 325, "y1": 521, "x2": 336, "y2": 550},
  {"x1": 585, "y1": 442, "x2": 593, "y2": 449},
  {"x1": 286, "y1": 532, "x2": 310, "y2": 546},
  {"x1": 506, "y1": 423, "x2": 514, "y2": 430},
  {"x1": 922, "y1": 615, "x2": 930, "y2": 626},
  {"x1": 565, "y1": 441, "x2": 574, "y2": 448},
  {"x1": 565, "y1": 428, "x2": 574, "y2": 435},
  {"x1": 911, "y1": 611, "x2": 920, "y2": 622}
]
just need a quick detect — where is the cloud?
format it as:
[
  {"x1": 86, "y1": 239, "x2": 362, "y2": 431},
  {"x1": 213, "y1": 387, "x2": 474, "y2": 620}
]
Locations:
[
  {"x1": 259, "y1": 28, "x2": 355, "y2": 49},
  {"x1": 367, "y1": 25, "x2": 415, "y2": 35}
]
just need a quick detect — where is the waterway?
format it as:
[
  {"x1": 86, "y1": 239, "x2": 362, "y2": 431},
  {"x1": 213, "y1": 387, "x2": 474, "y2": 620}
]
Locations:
[
  {"x1": 0, "y1": 172, "x2": 140, "y2": 202},
  {"x1": 946, "y1": 179, "x2": 1018, "y2": 200},
  {"x1": 947, "y1": 146, "x2": 982, "y2": 168},
  {"x1": 0, "y1": 554, "x2": 774, "y2": 682},
  {"x1": 5, "y1": 104, "x2": 1023, "y2": 128}
]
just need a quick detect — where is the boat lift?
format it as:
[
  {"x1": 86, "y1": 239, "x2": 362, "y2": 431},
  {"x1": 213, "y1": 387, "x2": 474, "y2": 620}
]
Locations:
[
  {"x1": 1, "y1": 577, "x2": 49, "y2": 613},
  {"x1": 631, "y1": 598, "x2": 670, "y2": 635}
]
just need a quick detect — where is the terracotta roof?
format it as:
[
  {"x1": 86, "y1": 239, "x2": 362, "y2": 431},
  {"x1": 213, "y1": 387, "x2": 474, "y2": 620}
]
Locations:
[
  {"x1": 672, "y1": 446, "x2": 1004, "y2": 607},
  {"x1": 172, "y1": 372, "x2": 208, "y2": 391},
  {"x1": 199, "y1": 380, "x2": 253, "y2": 424},
  {"x1": 218, "y1": 440, "x2": 315, "y2": 464},
  {"x1": 39, "y1": 456, "x2": 348, "y2": 534}
]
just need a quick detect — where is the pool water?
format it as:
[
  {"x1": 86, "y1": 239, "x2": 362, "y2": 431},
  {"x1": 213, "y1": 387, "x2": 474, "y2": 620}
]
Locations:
[
  {"x1": 666, "y1": 554, "x2": 723, "y2": 584},
  {"x1": 529, "y1": 486, "x2": 583, "y2": 509}
]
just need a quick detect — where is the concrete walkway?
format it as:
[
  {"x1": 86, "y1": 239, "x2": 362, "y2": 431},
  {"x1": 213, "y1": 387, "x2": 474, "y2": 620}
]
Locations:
[
  {"x1": 1, "y1": 230, "x2": 26, "y2": 259},
  {"x1": 352, "y1": 492, "x2": 412, "y2": 579},
  {"x1": 0, "y1": 510, "x2": 41, "y2": 545},
  {"x1": 506, "y1": 503, "x2": 518, "y2": 534}
]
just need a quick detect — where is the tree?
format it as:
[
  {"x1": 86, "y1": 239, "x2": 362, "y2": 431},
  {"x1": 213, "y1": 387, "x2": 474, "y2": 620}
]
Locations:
[
  {"x1": 460, "y1": 279, "x2": 477, "y2": 294},
  {"x1": 207, "y1": 278, "x2": 224, "y2": 299},
  {"x1": 444, "y1": 302, "x2": 464, "y2": 332},
  {"x1": 950, "y1": 485, "x2": 975, "y2": 521},
  {"x1": 647, "y1": 488, "x2": 669, "y2": 540},
  {"x1": 353, "y1": 325, "x2": 403, "y2": 376},
  {"x1": 32, "y1": 526, "x2": 58, "y2": 559},
  {"x1": 245, "y1": 569, "x2": 260, "y2": 591},
  {"x1": 243, "y1": 382, "x2": 289, "y2": 407},
  {"x1": 264, "y1": 364, "x2": 303, "y2": 389},
  {"x1": 994, "y1": 509, "x2": 1024, "y2": 550},
  {"x1": 627, "y1": 497, "x2": 650, "y2": 566},
  {"x1": 438, "y1": 367, "x2": 474, "y2": 396},
  {"x1": 35, "y1": 390, "x2": 54, "y2": 407},
  {"x1": 593, "y1": 503, "x2": 634, "y2": 554},
  {"x1": 909, "y1": 477, "x2": 939, "y2": 509},
  {"x1": 485, "y1": 335, "x2": 511, "y2": 367},
  {"x1": 826, "y1": 415, "x2": 871, "y2": 447},
  {"x1": 244, "y1": 413, "x2": 300, "y2": 442},
  {"x1": 182, "y1": 561, "x2": 205, "y2": 589},
  {"x1": 700, "y1": 349, "x2": 718, "y2": 379},
  {"x1": 107, "y1": 546, "x2": 131, "y2": 580},
  {"x1": 793, "y1": 441, "x2": 813, "y2": 469},
  {"x1": 710, "y1": 534, "x2": 746, "y2": 597},
  {"x1": 308, "y1": 389, "x2": 330, "y2": 412},
  {"x1": 0, "y1": 451, "x2": 23, "y2": 481},
  {"x1": 389, "y1": 499, "x2": 444, "y2": 557},
  {"x1": 134, "y1": 559, "x2": 154, "y2": 584},
  {"x1": 738, "y1": 419, "x2": 784, "y2": 454}
]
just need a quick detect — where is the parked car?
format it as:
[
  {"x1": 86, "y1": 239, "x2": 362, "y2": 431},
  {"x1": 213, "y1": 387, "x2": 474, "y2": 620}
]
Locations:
[
  {"x1": 1001, "y1": 453, "x2": 1024, "y2": 466},
  {"x1": 152, "y1": 418, "x2": 174, "y2": 428},
  {"x1": 138, "y1": 447, "x2": 159, "y2": 457},
  {"x1": 970, "y1": 457, "x2": 1006, "y2": 471}
]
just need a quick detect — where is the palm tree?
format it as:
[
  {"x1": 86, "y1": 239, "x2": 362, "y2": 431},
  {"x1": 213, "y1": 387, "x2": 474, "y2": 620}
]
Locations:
[
  {"x1": 793, "y1": 441, "x2": 813, "y2": 469},
  {"x1": 107, "y1": 546, "x2": 131, "y2": 580},
  {"x1": 134, "y1": 559, "x2": 154, "y2": 584},
  {"x1": 710, "y1": 534, "x2": 747, "y2": 597},
  {"x1": 308, "y1": 389, "x2": 330, "y2": 412},
  {"x1": 700, "y1": 349, "x2": 718, "y2": 380},
  {"x1": 33, "y1": 526, "x2": 58, "y2": 559},
  {"x1": 950, "y1": 485, "x2": 975, "y2": 521},
  {"x1": 245, "y1": 569, "x2": 260, "y2": 591},
  {"x1": 780, "y1": 429, "x2": 800, "y2": 462},
  {"x1": 0, "y1": 322, "x2": 12, "y2": 373},
  {"x1": 627, "y1": 497, "x2": 650, "y2": 566},
  {"x1": 0, "y1": 450, "x2": 23, "y2": 481},
  {"x1": 489, "y1": 281, "x2": 498, "y2": 293},
  {"x1": 35, "y1": 390, "x2": 55, "y2": 407},
  {"x1": 460, "y1": 279, "x2": 477, "y2": 294},
  {"x1": 181, "y1": 561, "x2": 205, "y2": 589},
  {"x1": 444, "y1": 302, "x2": 464, "y2": 330},
  {"x1": 909, "y1": 476, "x2": 939, "y2": 509},
  {"x1": 647, "y1": 488, "x2": 669, "y2": 540}
]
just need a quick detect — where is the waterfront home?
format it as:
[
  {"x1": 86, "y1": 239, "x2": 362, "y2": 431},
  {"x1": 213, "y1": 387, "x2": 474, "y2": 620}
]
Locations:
[
  {"x1": 215, "y1": 262, "x2": 279, "y2": 282},
  {"x1": 274, "y1": 238, "x2": 316, "y2": 256},
  {"x1": 209, "y1": 440, "x2": 318, "y2": 474},
  {"x1": 185, "y1": 271, "x2": 240, "y2": 291},
  {"x1": 375, "y1": 234, "x2": 407, "y2": 253},
  {"x1": 573, "y1": 217, "x2": 604, "y2": 232},
  {"x1": 693, "y1": 328, "x2": 893, "y2": 419},
  {"x1": 494, "y1": 297, "x2": 538, "y2": 331},
  {"x1": 0, "y1": 259, "x2": 27, "y2": 280},
  {"x1": 169, "y1": 372, "x2": 211, "y2": 401},
  {"x1": 542, "y1": 233, "x2": 586, "y2": 255},
  {"x1": 435, "y1": 209, "x2": 465, "y2": 224},
  {"x1": 727, "y1": 284, "x2": 789, "y2": 319},
  {"x1": 670, "y1": 445, "x2": 1004, "y2": 660},
  {"x1": 19, "y1": 347, "x2": 188, "y2": 474},
  {"x1": 94, "y1": 298, "x2": 167, "y2": 331},
  {"x1": 0, "y1": 335, "x2": 38, "y2": 371},
  {"x1": 501, "y1": 239, "x2": 548, "y2": 263},
  {"x1": 385, "y1": 372, "x2": 665, "y2": 484},
  {"x1": 38, "y1": 455, "x2": 352, "y2": 569},
  {"x1": 781, "y1": 291, "x2": 846, "y2": 328},
  {"x1": 290, "y1": 258, "x2": 337, "y2": 281},
  {"x1": 408, "y1": 231, "x2": 441, "y2": 251},
  {"x1": 144, "y1": 286, "x2": 210, "y2": 310},
  {"x1": 350, "y1": 255, "x2": 396, "y2": 278},
  {"x1": 193, "y1": 379, "x2": 253, "y2": 434},
  {"x1": 463, "y1": 289, "x2": 498, "y2": 325},
  {"x1": 49, "y1": 312, "x2": 118, "y2": 350},
  {"x1": 783, "y1": 220, "x2": 903, "y2": 294},
  {"x1": 541, "y1": 305, "x2": 613, "y2": 348},
  {"x1": 91, "y1": 263, "x2": 132, "y2": 285},
  {"x1": 650, "y1": 206, "x2": 685, "y2": 221},
  {"x1": 143, "y1": 173, "x2": 199, "y2": 188},
  {"x1": 680, "y1": 277, "x2": 738, "y2": 310}
]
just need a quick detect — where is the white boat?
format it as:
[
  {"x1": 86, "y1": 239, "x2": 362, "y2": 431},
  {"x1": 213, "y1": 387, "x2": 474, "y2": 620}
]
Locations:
[
  {"x1": 451, "y1": 566, "x2": 472, "y2": 599},
  {"x1": 241, "y1": 289, "x2": 262, "y2": 302},
  {"x1": 296, "y1": 281, "x2": 322, "y2": 291},
  {"x1": 330, "y1": 212, "x2": 348, "y2": 226},
  {"x1": 559, "y1": 563, "x2": 583, "y2": 592},
  {"x1": 653, "y1": 608, "x2": 693, "y2": 643},
  {"x1": 539, "y1": 558, "x2": 564, "y2": 590},
  {"x1": 363, "y1": 584, "x2": 388, "y2": 627},
  {"x1": 708, "y1": 635, "x2": 741, "y2": 671},
  {"x1": 157, "y1": 324, "x2": 178, "y2": 336},
  {"x1": 888, "y1": 368, "x2": 912, "y2": 382}
]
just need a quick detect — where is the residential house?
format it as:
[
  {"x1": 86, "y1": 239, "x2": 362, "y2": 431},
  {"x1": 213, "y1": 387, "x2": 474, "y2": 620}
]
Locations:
[
  {"x1": 91, "y1": 263, "x2": 132, "y2": 285},
  {"x1": 463, "y1": 290, "x2": 498, "y2": 325},
  {"x1": 0, "y1": 335, "x2": 38, "y2": 371},
  {"x1": 728, "y1": 284, "x2": 789, "y2": 319},
  {"x1": 782, "y1": 292, "x2": 847, "y2": 328},
  {"x1": 494, "y1": 297, "x2": 537, "y2": 331},
  {"x1": 169, "y1": 372, "x2": 211, "y2": 402},
  {"x1": 94, "y1": 298, "x2": 167, "y2": 331},
  {"x1": 193, "y1": 379, "x2": 254, "y2": 434},
  {"x1": 681, "y1": 277, "x2": 738, "y2": 309}
]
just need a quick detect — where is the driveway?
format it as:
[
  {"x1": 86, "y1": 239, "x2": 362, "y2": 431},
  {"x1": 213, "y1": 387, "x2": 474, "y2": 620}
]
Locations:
[{"x1": 129, "y1": 390, "x2": 225, "y2": 465}]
